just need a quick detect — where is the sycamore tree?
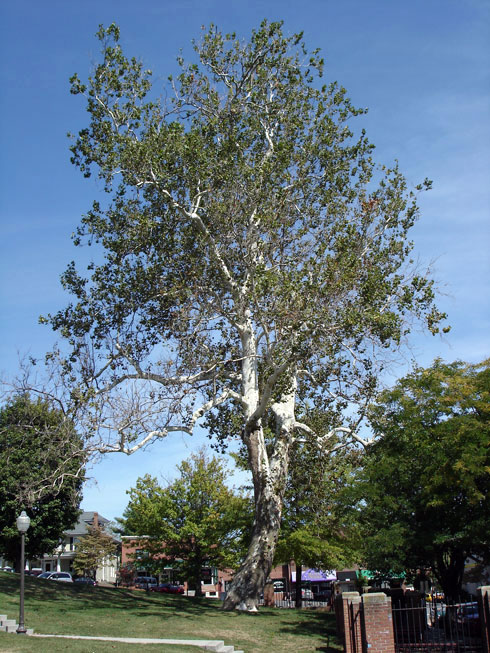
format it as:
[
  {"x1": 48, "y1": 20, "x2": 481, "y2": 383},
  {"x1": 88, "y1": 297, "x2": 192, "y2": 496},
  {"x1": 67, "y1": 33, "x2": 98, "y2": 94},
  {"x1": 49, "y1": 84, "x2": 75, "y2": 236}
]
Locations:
[
  {"x1": 38, "y1": 21, "x2": 447, "y2": 609},
  {"x1": 0, "y1": 395, "x2": 85, "y2": 570},
  {"x1": 117, "y1": 450, "x2": 251, "y2": 593},
  {"x1": 356, "y1": 359, "x2": 490, "y2": 600}
]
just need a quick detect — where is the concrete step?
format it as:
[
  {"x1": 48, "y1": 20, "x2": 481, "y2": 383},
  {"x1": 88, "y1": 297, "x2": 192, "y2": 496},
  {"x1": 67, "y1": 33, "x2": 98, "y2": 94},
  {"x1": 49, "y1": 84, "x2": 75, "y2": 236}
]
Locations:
[
  {"x1": 0, "y1": 625, "x2": 34, "y2": 634},
  {"x1": 0, "y1": 615, "x2": 34, "y2": 635}
]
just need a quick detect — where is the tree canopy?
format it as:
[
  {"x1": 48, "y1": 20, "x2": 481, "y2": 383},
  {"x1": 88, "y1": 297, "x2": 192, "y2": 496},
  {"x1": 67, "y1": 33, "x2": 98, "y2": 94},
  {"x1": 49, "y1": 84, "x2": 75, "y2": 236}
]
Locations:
[
  {"x1": 72, "y1": 525, "x2": 118, "y2": 579},
  {"x1": 355, "y1": 358, "x2": 490, "y2": 600},
  {"x1": 39, "y1": 20, "x2": 446, "y2": 608},
  {"x1": 275, "y1": 440, "x2": 361, "y2": 605},
  {"x1": 117, "y1": 449, "x2": 251, "y2": 593},
  {"x1": 0, "y1": 395, "x2": 85, "y2": 568}
]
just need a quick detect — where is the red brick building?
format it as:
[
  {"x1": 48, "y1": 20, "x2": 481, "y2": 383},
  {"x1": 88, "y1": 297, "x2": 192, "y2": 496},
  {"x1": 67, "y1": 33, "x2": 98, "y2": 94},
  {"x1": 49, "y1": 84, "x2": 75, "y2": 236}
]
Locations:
[{"x1": 121, "y1": 536, "x2": 333, "y2": 598}]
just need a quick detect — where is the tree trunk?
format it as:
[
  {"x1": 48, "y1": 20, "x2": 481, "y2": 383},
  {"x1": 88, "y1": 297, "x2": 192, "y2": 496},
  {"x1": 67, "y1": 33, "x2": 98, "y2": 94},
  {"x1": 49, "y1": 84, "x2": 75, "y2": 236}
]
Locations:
[
  {"x1": 13, "y1": 552, "x2": 21, "y2": 574},
  {"x1": 295, "y1": 563, "x2": 303, "y2": 608},
  {"x1": 222, "y1": 338, "x2": 295, "y2": 611},
  {"x1": 435, "y1": 549, "x2": 466, "y2": 601},
  {"x1": 222, "y1": 483, "x2": 283, "y2": 610},
  {"x1": 223, "y1": 407, "x2": 293, "y2": 610},
  {"x1": 193, "y1": 552, "x2": 204, "y2": 597}
]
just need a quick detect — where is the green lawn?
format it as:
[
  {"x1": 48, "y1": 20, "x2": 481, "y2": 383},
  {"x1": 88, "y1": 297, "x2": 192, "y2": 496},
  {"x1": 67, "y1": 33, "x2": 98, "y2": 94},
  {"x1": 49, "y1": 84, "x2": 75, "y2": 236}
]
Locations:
[
  {"x1": 0, "y1": 632, "x2": 201, "y2": 652},
  {"x1": 0, "y1": 573, "x2": 341, "y2": 652}
]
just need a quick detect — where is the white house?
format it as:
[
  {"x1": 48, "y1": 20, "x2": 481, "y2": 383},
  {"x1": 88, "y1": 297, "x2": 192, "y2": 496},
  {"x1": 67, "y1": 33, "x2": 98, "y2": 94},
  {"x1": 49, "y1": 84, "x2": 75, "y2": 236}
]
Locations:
[{"x1": 35, "y1": 511, "x2": 120, "y2": 584}]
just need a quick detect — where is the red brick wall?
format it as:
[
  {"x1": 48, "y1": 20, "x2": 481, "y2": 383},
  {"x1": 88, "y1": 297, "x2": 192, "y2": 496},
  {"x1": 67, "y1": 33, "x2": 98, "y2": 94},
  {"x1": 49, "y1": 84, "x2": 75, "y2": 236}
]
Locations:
[
  {"x1": 478, "y1": 585, "x2": 490, "y2": 652},
  {"x1": 336, "y1": 592, "x2": 363, "y2": 653},
  {"x1": 362, "y1": 593, "x2": 395, "y2": 653},
  {"x1": 337, "y1": 591, "x2": 395, "y2": 653}
]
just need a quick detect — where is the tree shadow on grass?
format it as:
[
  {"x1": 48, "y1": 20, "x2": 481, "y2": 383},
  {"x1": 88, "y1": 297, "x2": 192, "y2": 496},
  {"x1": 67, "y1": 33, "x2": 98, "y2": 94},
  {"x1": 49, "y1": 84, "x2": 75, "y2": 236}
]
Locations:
[
  {"x1": 2, "y1": 573, "x2": 207, "y2": 611},
  {"x1": 2, "y1": 573, "x2": 232, "y2": 620},
  {"x1": 2, "y1": 573, "x2": 342, "y2": 650},
  {"x1": 273, "y1": 608, "x2": 341, "y2": 651}
]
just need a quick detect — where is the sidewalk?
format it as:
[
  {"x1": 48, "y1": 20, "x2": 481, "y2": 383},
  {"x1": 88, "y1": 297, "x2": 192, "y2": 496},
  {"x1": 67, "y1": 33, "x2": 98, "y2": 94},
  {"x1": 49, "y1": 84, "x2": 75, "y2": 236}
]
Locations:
[{"x1": 31, "y1": 633, "x2": 244, "y2": 652}]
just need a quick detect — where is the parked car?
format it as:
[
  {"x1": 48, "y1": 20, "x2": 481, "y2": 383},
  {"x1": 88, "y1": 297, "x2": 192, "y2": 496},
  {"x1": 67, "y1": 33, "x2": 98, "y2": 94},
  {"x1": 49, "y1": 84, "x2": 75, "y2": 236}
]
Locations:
[
  {"x1": 134, "y1": 576, "x2": 158, "y2": 589},
  {"x1": 38, "y1": 571, "x2": 73, "y2": 582},
  {"x1": 150, "y1": 583, "x2": 184, "y2": 594},
  {"x1": 314, "y1": 589, "x2": 332, "y2": 602},
  {"x1": 449, "y1": 602, "x2": 480, "y2": 635},
  {"x1": 426, "y1": 590, "x2": 445, "y2": 603},
  {"x1": 74, "y1": 576, "x2": 97, "y2": 586},
  {"x1": 27, "y1": 568, "x2": 43, "y2": 577}
]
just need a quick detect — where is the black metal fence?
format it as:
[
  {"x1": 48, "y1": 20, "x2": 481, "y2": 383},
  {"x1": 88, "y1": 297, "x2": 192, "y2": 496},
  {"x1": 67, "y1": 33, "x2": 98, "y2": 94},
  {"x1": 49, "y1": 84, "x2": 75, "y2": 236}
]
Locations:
[
  {"x1": 392, "y1": 596, "x2": 487, "y2": 653},
  {"x1": 258, "y1": 590, "x2": 333, "y2": 609}
]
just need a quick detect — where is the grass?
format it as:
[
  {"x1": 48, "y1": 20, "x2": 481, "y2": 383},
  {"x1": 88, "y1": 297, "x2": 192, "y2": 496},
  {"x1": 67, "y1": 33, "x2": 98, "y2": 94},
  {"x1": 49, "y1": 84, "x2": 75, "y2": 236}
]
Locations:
[
  {"x1": 0, "y1": 633, "x2": 201, "y2": 652},
  {"x1": 0, "y1": 573, "x2": 341, "y2": 652}
]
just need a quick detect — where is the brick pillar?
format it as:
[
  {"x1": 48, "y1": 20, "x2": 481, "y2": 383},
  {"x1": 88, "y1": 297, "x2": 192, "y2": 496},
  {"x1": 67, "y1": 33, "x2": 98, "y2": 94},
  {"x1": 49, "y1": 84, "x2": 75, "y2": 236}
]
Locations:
[
  {"x1": 362, "y1": 592, "x2": 395, "y2": 653},
  {"x1": 336, "y1": 591, "x2": 363, "y2": 653},
  {"x1": 477, "y1": 585, "x2": 490, "y2": 653}
]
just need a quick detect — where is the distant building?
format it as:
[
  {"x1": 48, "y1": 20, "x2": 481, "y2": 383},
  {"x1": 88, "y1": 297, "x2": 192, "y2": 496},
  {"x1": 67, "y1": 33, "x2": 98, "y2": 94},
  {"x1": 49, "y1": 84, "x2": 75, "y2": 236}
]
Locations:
[
  {"x1": 120, "y1": 535, "x2": 231, "y2": 597},
  {"x1": 120, "y1": 536, "x2": 336, "y2": 599},
  {"x1": 33, "y1": 511, "x2": 120, "y2": 584}
]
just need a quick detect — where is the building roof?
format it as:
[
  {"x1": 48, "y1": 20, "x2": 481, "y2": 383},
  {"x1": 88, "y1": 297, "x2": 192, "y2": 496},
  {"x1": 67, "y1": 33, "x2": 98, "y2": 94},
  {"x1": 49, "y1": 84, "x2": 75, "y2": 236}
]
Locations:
[{"x1": 64, "y1": 511, "x2": 111, "y2": 537}]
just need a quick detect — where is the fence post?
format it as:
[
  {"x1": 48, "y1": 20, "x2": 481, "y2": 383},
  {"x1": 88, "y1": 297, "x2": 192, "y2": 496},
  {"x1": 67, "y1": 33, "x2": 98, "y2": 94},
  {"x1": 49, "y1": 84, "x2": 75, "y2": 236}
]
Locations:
[
  {"x1": 362, "y1": 592, "x2": 395, "y2": 653},
  {"x1": 336, "y1": 591, "x2": 363, "y2": 653},
  {"x1": 477, "y1": 585, "x2": 490, "y2": 652}
]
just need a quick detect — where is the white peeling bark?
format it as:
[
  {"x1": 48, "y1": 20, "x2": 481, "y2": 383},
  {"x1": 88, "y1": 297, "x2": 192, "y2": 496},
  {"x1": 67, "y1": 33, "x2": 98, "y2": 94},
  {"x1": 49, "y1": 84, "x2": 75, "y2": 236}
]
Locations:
[{"x1": 223, "y1": 375, "x2": 297, "y2": 611}]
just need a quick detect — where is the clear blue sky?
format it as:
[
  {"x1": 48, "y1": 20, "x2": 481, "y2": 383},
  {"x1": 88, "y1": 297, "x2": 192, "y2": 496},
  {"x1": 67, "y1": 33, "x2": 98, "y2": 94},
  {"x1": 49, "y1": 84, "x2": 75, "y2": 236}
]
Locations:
[{"x1": 1, "y1": 0, "x2": 489, "y2": 522}]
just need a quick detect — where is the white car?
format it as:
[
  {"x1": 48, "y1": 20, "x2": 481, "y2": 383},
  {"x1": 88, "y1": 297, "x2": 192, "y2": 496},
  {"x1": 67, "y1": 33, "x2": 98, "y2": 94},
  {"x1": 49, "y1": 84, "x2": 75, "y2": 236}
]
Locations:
[{"x1": 38, "y1": 571, "x2": 73, "y2": 582}]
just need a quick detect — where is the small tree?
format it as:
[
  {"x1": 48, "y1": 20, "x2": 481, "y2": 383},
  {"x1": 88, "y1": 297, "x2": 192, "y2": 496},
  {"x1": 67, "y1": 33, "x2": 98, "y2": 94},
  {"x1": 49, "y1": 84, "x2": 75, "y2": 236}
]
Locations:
[
  {"x1": 118, "y1": 450, "x2": 251, "y2": 594},
  {"x1": 117, "y1": 563, "x2": 136, "y2": 587},
  {"x1": 72, "y1": 525, "x2": 118, "y2": 579},
  {"x1": 275, "y1": 440, "x2": 361, "y2": 606},
  {"x1": 0, "y1": 395, "x2": 85, "y2": 570}
]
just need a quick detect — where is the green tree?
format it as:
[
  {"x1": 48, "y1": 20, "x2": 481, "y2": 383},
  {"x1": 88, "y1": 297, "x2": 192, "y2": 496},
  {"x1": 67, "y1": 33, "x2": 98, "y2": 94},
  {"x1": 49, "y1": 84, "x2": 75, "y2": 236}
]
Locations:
[
  {"x1": 275, "y1": 441, "x2": 361, "y2": 606},
  {"x1": 72, "y1": 525, "x2": 118, "y2": 579},
  {"x1": 117, "y1": 450, "x2": 251, "y2": 595},
  {"x1": 0, "y1": 395, "x2": 85, "y2": 570},
  {"x1": 357, "y1": 359, "x2": 490, "y2": 600},
  {"x1": 43, "y1": 21, "x2": 446, "y2": 608},
  {"x1": 117, "y1": 563, "x2": 135, "y2": 587}
]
